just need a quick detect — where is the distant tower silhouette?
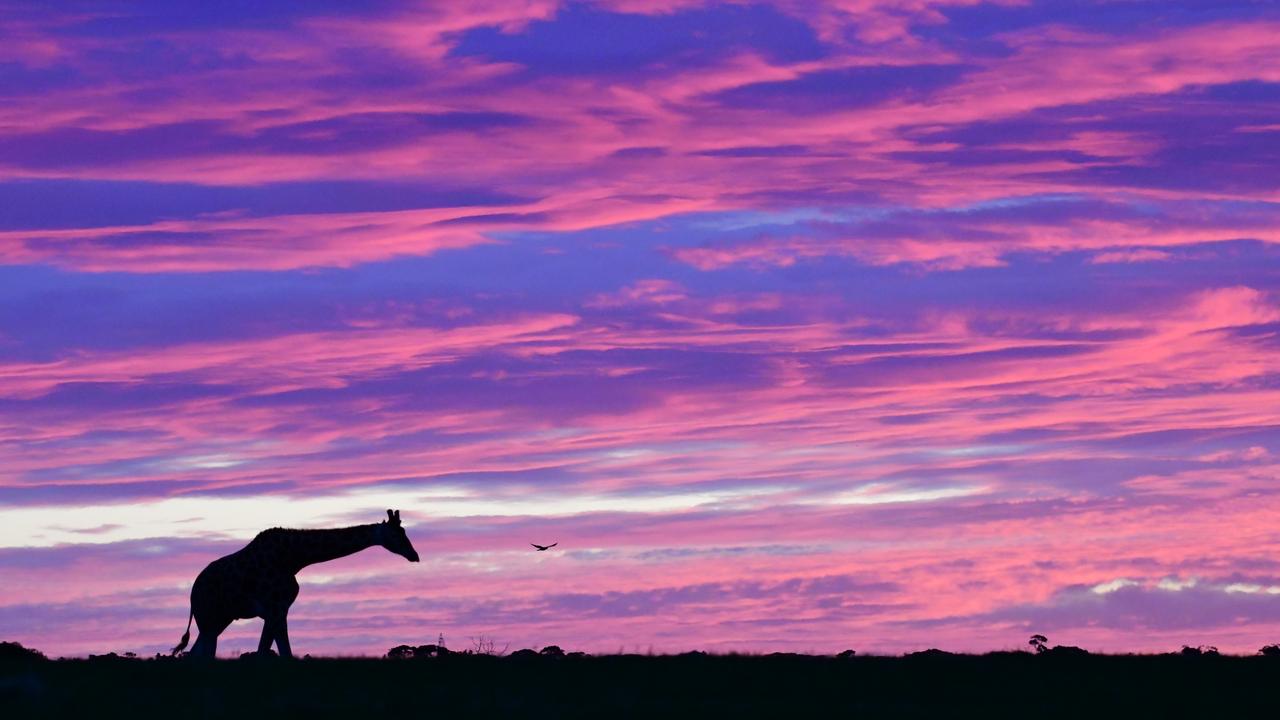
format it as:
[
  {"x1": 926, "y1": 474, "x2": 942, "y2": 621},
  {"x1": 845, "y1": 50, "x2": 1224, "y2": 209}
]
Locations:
[{"x1": 172, "y1": 510, "x2": 420, "y2": 658}]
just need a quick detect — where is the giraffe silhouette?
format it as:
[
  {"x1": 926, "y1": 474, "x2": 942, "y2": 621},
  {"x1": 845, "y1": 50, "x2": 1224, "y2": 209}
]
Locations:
[{"x1": 172, "y1": 509, "x2": 419, "y2": 658}]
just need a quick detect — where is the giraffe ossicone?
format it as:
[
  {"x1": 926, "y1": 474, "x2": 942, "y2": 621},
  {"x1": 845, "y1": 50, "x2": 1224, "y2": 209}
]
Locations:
[{"x1": 172, "y1": 509, "x2": 420, "y2": 658}]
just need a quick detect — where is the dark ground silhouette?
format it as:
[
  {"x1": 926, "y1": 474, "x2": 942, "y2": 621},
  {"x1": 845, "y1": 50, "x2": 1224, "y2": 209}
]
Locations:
[{"x1": 4, "y1": 644, "x2": 1279, "y2": 719}]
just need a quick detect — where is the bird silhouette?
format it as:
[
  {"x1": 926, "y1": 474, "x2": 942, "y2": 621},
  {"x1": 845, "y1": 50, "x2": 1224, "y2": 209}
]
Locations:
[{"x1": 531, "y1": 542, "x2": 558, "y2": 551}]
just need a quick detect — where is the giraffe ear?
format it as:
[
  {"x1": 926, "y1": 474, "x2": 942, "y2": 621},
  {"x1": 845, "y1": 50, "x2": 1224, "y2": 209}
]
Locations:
[
  {"x1": 386, "y1": 509, "x2": 394, "y2": 524},
  {"x1": 393, "y1": 510, "x2": 401, "y2": 524}
]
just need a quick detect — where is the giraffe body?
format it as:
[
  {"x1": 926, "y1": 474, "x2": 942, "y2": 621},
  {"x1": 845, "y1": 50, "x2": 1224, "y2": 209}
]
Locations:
[{"x1": 175, "y1": 510, "x2": 419, "y2": 658}]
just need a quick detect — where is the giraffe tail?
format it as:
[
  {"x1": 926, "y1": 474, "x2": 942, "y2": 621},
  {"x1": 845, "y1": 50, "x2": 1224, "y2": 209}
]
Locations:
[{"x1": 171, "y1": 608, "x2": 194, "y2": 656}]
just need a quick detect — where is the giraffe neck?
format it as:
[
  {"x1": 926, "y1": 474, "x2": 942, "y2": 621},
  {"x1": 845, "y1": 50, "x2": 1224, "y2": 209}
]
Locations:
[{"x1": 276, "y1": 523, "x2": 383, "y2": 574}]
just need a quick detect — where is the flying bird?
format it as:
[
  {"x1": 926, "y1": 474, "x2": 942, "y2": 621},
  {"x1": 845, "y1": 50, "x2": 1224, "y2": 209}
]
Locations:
[{"x1": 531, "y1": 542, "x2": 558, "y2": 551}]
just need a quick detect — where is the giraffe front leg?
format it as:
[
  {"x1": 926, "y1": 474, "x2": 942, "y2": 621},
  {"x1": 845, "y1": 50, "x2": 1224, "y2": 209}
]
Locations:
[
  {"x1": 274, "y1": 613, "x2": 293, "y2": 659},
  {"x1": 257, "y1": 611, "x2": 293, "y2": 658},
  {"x1": 257, "y1": 616, "x2": 278, "y2": 655}
]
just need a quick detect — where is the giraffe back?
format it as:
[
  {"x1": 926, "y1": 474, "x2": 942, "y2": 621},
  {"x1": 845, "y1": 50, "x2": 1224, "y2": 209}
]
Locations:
[{"x1": 192, "y1": 530, "x2": 302, "y2": 622}]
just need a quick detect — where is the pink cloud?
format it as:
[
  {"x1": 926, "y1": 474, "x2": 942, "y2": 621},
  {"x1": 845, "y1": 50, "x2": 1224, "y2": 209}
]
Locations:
[
  {"x1": 587, "y1": 279, "x2": 689, "y2": 307},
  {"x1": 3, "y1": 14, "x2": 1277, "y2": 273}
]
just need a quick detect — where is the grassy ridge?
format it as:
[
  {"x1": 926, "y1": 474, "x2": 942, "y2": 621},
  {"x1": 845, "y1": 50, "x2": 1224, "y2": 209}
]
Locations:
[{"x1": 3, "y1": 651, "x2": 1277, "y2": 718}]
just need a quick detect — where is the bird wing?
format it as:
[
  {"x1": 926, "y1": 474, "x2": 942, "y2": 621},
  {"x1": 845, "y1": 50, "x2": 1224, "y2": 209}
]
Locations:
[
  {"x1": 531, "y1": 543, "x2": 543, "y2": 549},
  {"x1": 548, "y1": 542, "x2": 557, "y2": 548}
]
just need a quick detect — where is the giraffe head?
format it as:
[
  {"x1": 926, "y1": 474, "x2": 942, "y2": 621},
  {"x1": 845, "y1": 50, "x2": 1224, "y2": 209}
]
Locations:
[{"x1": 380, "y1": 509, "x2": 420, "y2": 562}]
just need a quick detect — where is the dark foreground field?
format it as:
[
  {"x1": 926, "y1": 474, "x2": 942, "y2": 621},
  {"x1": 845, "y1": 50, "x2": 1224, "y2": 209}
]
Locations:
[{"x1": 4, "y1": 651, "x2": 1278, "y2": 719}]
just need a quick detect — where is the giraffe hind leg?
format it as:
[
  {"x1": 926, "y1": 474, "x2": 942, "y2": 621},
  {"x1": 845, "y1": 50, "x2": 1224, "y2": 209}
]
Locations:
[
  {"x1": 191, "y1": 616, "x2": 231, "y2": 658},
  {"x1": 189, "y1": 633, "x2": 215, "y2": 658}
]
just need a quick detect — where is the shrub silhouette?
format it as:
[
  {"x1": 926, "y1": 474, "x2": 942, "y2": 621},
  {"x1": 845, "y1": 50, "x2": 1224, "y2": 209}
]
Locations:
[
  {"x1": 1259, "y1": 644, "x2": 1280, "y2": 657},
  {"x1": 0, "y1": 641, "x2": 46, "y2": 662},
  {"x1": 905, "y1": 649, "x2": 955, "y2": 659},
  {"x1": 386, "y1": 644, "x2": 449, "y2": 659},
  {"x1": 1180, "y1": 645, "x2": 1219, "y2": 657},
  {"x1": 540, "y1": 645, "x2": 565, "y2": 657},
  {"x1": 837, "y1": 649, "x2": 857, "y2": 659},
  {"x1": 509, "y1": 648, "x2": 539, "y2": 659},
  {"x1": 87, "y1": 652, "x2": 138, "y2": 662}
]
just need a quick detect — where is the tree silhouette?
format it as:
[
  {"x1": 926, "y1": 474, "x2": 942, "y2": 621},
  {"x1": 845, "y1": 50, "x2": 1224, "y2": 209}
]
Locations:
[
  {"x1": 470, "y1": 635, "x2": 509, "y2": 656},
  {"x1": 1180, "y1": 645, "x2": 1219, "y2": 657},
  {"x1": 1029, "y1": 634, "x2": 1049, "y2": 654},
  {"x1": 386, "y1": 645, "x2": 415, "y2": 660}
]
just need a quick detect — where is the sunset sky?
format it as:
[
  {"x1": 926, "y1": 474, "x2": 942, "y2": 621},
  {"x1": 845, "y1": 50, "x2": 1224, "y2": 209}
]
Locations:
[{"x1": 2, "y1": 0, "x2": 1280, "y2": 658}]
